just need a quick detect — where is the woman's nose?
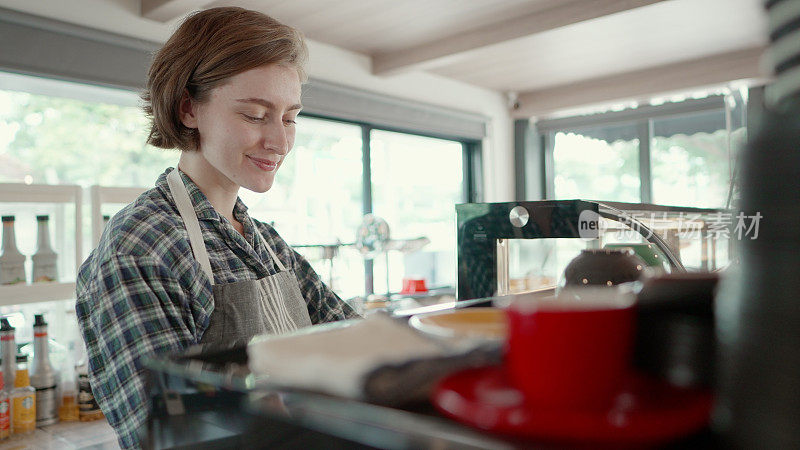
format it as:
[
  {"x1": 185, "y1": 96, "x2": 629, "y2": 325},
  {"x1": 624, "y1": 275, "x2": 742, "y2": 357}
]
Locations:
[{"x1": 262, "y1": 120, "x2": 289, "y2": 155}]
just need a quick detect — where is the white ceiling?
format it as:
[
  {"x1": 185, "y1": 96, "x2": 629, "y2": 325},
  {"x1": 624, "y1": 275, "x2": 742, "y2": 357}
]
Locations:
[
  {"x1": 428, "y1": 0, "x2": 767, "y2": 92},
  {"x1": 0, "y1": 0, "x2": 770, "y2": 117},
  {"x1": 217, "y1": 0, "x2": 562, "y2": 54}
]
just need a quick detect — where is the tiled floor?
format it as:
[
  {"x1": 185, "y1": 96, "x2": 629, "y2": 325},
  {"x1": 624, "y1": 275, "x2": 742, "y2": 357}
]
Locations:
[{"x1": 0, "y1": 420, "x2": 118, "y2": 449}]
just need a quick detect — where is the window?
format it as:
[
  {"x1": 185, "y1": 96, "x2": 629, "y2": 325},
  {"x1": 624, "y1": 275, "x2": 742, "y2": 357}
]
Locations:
[
  {"x1": 535, "y1": 90, "x2": 748, "y2": 208},
  {"x1": 244, "y1": 119, "x2": 473, "y2": 299},
  {"x1": 370, "y1": 130, "x2": 465, "y2": 294},
  {"x1": 0, "y1": 79, "x2": 178, "y2": 278},
  {"x1": 242, "y1": 117, "x2": 366, "y2": 299},
  {"x1": 650, "y1": 109, "x2": 743, "y2": 208},
  {"x1": 0, "y1": 86, "x2": 176, "y2": 187},
  {"x1": 1, "y1": 72, "x2": 482, "y2": 303},
  {"x1": 0, "y1": 76, "x2": 176, "y2": 361},
  {"x1": 552, "y1": 123, "x2": 640, "y2": 202}
]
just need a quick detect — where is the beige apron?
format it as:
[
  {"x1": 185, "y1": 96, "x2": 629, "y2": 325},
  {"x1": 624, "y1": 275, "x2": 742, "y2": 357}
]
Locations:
[{"x1": 167, "y1": 169, "x2": 312, "y2": 345}]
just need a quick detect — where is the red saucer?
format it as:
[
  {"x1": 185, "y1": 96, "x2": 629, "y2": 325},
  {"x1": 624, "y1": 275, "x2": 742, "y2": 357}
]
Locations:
[{"x1": 432, "y1": 366, "x2": 713, "y2": 445}]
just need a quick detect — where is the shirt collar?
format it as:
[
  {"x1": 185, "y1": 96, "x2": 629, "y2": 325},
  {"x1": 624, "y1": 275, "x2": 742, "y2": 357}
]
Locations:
[
  {"x1": 232, "y1": 197, "x2": 250, "y2": 224},
  {"x1": 157, "y1": 167, "x2": 249, "y2": 222}
]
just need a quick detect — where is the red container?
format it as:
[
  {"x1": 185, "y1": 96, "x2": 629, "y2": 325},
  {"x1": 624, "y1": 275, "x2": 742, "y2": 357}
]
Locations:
[{"x1": 400, "y1": 278, "x2": 427, "y2": 294}]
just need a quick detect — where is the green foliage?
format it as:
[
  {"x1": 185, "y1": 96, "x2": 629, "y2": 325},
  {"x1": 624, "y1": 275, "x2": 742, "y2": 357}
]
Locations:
[
  {"x1": 554, "y1": 125, "x2": 741, "y2": 208},
  {"x1": 0, "y1": 90, "x2": 177, "y2": 187},
  {"x1": 554, "y1": 132, "x2": 641, "y2": 202},
  {"x1": 651, "y1": 129, "x2": 738, "y2": 207}
]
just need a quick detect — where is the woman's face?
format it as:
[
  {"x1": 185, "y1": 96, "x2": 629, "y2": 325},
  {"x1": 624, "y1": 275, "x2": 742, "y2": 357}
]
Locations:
[{"x1": 182, "y1": 64, "x2": 302, "y2": 193}]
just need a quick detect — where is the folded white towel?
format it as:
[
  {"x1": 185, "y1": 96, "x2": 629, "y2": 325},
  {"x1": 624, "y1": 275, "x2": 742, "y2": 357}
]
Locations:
[{"x1": 247, "y1": 313, "x2": 499, "y2": 404}]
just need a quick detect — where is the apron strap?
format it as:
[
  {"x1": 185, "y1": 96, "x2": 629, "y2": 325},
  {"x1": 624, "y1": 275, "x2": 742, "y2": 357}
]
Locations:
[
  {"x1": 252, "y1": 219, "x2": 287, "y2": 272},
  {"x1": 167, "y1": 168, "x2": 215, "y2": 284}
]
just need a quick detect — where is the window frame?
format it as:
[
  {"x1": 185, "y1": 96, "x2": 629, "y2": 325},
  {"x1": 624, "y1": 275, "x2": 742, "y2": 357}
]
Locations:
[
  {"x1": 297, "y1": 112, "x2": 483, "y2": 295},
  {"x1": 524, "y1": 93, "x2": 747, "y2": 207},
  {"x1": 298, "y1": 111, "x2": 482, "y2": 207}
]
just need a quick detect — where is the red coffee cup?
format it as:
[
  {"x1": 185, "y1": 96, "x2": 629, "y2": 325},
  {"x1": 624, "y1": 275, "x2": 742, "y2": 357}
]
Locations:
[{"x1": 505, "y1": 287, "x2": 636, "y2": 410}]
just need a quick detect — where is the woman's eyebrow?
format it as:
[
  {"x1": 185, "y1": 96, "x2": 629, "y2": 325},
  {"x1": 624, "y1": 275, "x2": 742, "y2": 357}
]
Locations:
[{"x1": 235, "y1": 98, "x2": 302, "y2": 111}]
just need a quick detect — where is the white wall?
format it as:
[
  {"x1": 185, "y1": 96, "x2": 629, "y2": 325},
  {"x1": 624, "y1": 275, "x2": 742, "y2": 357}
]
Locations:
[{"x1": 0, "y1": 0, "x2": 515, "y2": 202}]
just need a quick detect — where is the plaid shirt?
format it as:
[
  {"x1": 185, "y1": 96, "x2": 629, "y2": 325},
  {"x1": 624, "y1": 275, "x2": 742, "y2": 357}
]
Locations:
[{"x1": 76, "y1": 168, "x2": 359, "y2": 448}]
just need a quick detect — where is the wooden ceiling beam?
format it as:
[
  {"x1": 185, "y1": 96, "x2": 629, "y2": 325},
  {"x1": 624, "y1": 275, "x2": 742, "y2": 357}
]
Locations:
[
  {"x1": 140, "y1": 0, "x2": 210, "y2": 22},
  {"x1": 513, "y1": 47, "x2": 767, "y2": 119},
  {"x1": 372, "y1": 0, "x2": 668, "y2": 76}
]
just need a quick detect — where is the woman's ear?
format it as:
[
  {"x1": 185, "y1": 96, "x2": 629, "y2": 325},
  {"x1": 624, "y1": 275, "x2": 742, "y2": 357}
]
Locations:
[{"x1": 178, "y1": 89, "x2": 198, "y2": 129}]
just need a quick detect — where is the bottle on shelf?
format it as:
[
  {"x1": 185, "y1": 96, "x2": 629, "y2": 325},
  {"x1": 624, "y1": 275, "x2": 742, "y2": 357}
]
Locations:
[
  {"x1": 0, "y1": 319, "x2": 15, "y2": 391},
  {"x1": 76, "y1": 362, "x2": 103, "y2": 421},
  {"x1": 11, "y1": 354, "x2": 35, "y2": 435},
  {"x1": 0, "y1": 363, "x2": 9, "y2": 440},
  {"x1": 30, "y1": 315, "x2": 58, "y2": 426},
  {"x1": 57, "y1": 330, "x2": 79, "y2": 422},
  {"x1": 32, "y1": 215, "x2": 58, "y2": 283},
  {"x1": 0, "y1": 216, "x2": 26, "y2": 285},
  {"x1": 58, "y1": 363, "x2": 78, "y2": 422}
]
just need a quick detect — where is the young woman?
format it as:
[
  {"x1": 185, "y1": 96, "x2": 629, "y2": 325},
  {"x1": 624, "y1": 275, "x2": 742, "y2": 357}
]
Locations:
[{"x1": 76, "y1": 7, "x2": 359, "y2": 448}]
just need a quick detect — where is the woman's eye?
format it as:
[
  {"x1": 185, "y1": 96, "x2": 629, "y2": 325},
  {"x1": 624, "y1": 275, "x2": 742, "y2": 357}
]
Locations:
[{"x1": 243, "y1": 114, "x2": 266, "y2": 122}]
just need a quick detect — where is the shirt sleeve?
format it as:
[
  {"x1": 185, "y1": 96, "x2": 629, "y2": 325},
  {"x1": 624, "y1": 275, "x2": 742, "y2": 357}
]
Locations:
[
  {"x1": 291, "y1": 249, "x2": 362, "y2": 323},
  {"x1": 75, "y1": 253, "x2": 200, "y2": 449}
]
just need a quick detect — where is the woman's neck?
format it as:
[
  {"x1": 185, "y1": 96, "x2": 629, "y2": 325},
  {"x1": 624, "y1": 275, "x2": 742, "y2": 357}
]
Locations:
[{"x1": 177, "y1": 152, "x2": 243, "y2": 234}]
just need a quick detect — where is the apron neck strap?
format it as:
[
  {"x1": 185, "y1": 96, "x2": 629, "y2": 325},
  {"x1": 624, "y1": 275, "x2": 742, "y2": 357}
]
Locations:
[
  {"x1": 167, "y1": 168, "x2": 289, "y2": 281},
  {"x1": 167, "y1": 168, "x2": 215, "y2": 284},
  {"x1": 252, "y1": 220, "x2": 287, "y2": 272}
]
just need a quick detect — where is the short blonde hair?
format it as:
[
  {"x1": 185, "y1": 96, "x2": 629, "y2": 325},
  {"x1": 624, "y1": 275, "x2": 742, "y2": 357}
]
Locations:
[{"x1": 143, "y1": 7, "x2": 308, "y2": 151}]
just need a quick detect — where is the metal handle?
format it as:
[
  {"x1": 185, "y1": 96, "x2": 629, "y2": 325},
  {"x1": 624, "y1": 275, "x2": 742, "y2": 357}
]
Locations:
[
  {"x1": 597, "y1": 204, "x2": 687, "y2": 272},
  {"x1": 496, "y1": 238, "x2": 510, "y2": 295}
]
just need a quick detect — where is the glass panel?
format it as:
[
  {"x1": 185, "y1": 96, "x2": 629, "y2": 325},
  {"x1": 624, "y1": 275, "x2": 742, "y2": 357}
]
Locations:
[
  {"x1": 0, "y1": 84, "x2": 177, "y2": 186},
  {"x1": 370, "y1": 130, "x2": 463, "y2": 294},
  {"x1": 552, "y1": 124, "x2": 640, "y2": 202},
  {"x1": 244, "y1": 116, "x2": 365, "y2": 300},
  {"x1": 504, "y1": 208, "x2": 732, "y2": 293},
  {"x1": 507, "y1": 238, "x2": 586, "y2": 293},
  {"x1": 597, "y1": 207, "x2": 732, "y2": 272},
  {"x1": 651, "y1": 109, "x2": 738, "y2": 208}
]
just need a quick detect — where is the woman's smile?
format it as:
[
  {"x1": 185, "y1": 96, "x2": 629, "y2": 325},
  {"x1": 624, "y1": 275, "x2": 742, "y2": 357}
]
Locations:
[{"x1": 247, "y1": 155, "x2": 279, "y2": 172}]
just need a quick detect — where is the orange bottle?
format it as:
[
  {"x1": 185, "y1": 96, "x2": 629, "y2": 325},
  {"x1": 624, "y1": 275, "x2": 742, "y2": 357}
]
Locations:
[
  {"x1": 11, "y1": 354, "x2": 35, "y2": 435},
  {"x1": 58, "y1": 373, "x2": 79, "y2": 422}
]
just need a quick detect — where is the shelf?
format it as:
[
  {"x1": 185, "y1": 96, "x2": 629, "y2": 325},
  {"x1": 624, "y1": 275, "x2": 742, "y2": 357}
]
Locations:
[
  {"x1": 90, "y1": 185, "x2": 147, "y2": 246},
  {"x1": 0, "y1": 183, "x2": 146, "y2": 308},
  {"x1": 0, "y1": 183, "x2": 81, "y2": 204},
  {"x1": 0, "y1": 282, "x2": 76, "y2": 307},
  {"x1": 0, "y1": 182, "x2": 83, "y2": 273}
]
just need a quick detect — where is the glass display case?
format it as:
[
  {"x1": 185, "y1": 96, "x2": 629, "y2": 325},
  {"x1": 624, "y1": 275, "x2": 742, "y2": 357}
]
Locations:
[{"x1": 456, "y1": 200, "x2": 733, "y2": 300}]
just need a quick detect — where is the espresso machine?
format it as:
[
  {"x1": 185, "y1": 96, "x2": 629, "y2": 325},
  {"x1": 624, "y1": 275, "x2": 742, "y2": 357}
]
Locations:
[{"x1": 454, "y1": 199, "x2": 729, "y2": 301}]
